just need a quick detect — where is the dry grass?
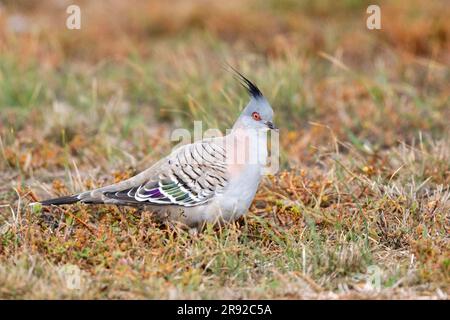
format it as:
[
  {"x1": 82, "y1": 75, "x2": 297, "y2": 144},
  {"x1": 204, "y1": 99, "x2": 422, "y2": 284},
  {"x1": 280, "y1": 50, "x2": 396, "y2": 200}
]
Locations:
[{"x1": 0, "y1": 0, "x2": 449, "y2": 299}]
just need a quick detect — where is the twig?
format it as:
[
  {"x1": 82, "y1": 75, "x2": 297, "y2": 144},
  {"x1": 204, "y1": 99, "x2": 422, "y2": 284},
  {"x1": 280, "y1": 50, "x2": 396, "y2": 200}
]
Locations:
[{"x1": 51, "y1": 205, "x2": 97, "y2": 235}]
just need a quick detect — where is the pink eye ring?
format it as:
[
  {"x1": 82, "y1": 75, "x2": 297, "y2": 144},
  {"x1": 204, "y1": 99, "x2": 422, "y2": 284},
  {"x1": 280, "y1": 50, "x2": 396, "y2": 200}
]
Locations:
[{"x1": 252, "y1": 112, "x2": 261, "y2": 121}]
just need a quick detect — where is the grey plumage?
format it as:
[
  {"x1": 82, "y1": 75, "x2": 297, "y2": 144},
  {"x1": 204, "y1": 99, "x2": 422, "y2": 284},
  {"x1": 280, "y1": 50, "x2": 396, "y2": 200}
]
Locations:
[
  {"x1": 35, "y1": 69, "x2": 276, "y2": 229},
  {"x1": 41, "y1": 140, "x2": 228, "y2": 207}
]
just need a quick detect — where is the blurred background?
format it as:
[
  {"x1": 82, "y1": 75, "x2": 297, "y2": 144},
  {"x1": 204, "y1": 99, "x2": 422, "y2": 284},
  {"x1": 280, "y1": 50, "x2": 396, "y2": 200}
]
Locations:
[
  {"x1": 0, "y1": 0, "x2": 448, "y2": 299},
  {"x1": 0, "y1": 0, "x2": 449, "y2": 167}
]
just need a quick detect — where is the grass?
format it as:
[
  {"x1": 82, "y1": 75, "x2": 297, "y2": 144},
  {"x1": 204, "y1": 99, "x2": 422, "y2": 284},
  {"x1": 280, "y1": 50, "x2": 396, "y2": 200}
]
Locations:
[{"x1": 0, "y1": 0, "x2": 449, "y2": 299}]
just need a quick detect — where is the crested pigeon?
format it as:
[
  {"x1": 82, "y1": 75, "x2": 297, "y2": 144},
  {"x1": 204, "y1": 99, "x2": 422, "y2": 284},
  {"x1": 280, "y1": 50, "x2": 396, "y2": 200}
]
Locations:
[{"x1": 34, "y1": 69, "x2": 277, "y2": 230}]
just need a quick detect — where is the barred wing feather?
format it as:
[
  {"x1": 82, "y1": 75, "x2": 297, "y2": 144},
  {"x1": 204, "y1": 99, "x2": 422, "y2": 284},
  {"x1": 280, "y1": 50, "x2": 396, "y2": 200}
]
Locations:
[{"x1": 103, "y1": 141, "x2": 228, "y2": 207}]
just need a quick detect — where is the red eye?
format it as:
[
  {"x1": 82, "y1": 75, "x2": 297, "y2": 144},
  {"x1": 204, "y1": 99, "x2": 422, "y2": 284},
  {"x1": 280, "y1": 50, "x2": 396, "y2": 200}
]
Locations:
[{"x1": 252, "y1": 112, "x2": 261, "y2": 121}]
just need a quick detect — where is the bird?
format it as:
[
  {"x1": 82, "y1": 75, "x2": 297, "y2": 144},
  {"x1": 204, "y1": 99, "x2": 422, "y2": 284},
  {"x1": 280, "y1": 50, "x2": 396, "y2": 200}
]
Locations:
[{"x1": 33, "y1": 68, "x2": 277, "y2": 231}]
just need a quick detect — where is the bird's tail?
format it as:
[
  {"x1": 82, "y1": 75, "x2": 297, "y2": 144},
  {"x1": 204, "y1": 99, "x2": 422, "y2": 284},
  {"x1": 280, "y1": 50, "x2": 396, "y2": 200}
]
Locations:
[{"x1": 36, "y1": 194, "x2": 80, "y2": 206}]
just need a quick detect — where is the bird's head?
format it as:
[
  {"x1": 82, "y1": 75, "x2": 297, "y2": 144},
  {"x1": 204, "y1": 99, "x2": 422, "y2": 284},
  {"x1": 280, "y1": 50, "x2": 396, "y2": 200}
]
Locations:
[{"x1": 230, "y1": 68, "x2": 277, "y2": 132}]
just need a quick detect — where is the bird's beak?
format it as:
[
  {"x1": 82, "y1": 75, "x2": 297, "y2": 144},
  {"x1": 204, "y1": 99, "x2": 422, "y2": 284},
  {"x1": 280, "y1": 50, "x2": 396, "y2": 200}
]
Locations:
[{"x1": 265, "y1": 121, "x2": 278, "y2": 131}]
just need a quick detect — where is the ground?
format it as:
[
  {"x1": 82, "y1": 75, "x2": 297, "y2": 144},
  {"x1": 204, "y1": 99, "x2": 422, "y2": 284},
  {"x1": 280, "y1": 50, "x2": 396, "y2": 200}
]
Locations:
[{"x1": 0, "y1": 0, "x2": 449, "y2": 299}]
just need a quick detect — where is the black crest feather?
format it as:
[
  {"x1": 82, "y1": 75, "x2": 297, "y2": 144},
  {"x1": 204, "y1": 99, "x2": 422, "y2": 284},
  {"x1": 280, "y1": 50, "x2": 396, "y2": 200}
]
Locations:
[{"x1": 224, "y1": 63, "x2": 263, "y2": 98}]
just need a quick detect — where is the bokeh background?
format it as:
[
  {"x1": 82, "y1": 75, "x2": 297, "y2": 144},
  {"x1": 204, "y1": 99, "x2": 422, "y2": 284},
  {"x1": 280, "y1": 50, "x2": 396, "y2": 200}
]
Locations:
[{"x1": 0, "y1": 0, "x2": 448, "y2": 299}]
